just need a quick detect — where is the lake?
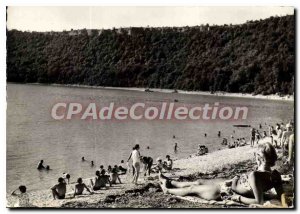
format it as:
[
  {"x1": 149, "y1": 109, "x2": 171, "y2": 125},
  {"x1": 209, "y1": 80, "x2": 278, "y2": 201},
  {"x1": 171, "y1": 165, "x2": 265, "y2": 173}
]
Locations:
[{"x1": 6, "y1": 83, "x2": 294, "y2": 193}]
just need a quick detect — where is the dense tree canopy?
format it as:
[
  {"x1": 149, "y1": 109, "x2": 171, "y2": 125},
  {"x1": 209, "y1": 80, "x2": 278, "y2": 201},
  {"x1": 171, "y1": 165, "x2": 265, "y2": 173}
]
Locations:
[{"x1": 7, "y1": 15, "x2": 294, "y2": 95}]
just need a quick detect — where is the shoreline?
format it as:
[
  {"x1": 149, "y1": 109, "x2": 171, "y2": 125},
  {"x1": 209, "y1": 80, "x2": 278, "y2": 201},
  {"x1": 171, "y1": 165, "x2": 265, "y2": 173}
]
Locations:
[
  {"x1": 8, "y1": 82, "x2": 294, "y2": 102},
  {"x1": 7, "y1": 145, "x2": 258, "y2": 208}
]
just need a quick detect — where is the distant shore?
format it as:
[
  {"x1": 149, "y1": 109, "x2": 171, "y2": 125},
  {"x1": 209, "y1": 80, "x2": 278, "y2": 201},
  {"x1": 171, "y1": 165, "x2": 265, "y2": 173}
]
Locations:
[{"x1": 10, "y1": 82, "x2": 294, "y2": 102}]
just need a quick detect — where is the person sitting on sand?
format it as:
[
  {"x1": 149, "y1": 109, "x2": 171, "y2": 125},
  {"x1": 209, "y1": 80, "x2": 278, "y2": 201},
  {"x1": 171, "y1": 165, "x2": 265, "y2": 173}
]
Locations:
[
  {"x1": 51, "y1": 177, "x2": 67, "y2": 200},
  {"x1": 165, "y1": 155, "x2": 173, "y2": 170},
  {"x1": 234, "y1": 139, "x2": 240, "y2": 147},
  {"x1": 240, "y1": 138, "x2": 246, "y2": 146},
  {"x1": 141, "y1": 156, "x2": 153, "y2": 176},
  {"x1": 221, "y1": 138, "x2": 228, "y2": 146},
  {"x1": 37, "y1": 160, "x2": 45, "y2": 170},
  {"x1": 110, "y1": 166, "x2": 122, "y2": 184},
  {"x1": 286, "y1": 134, "x2": 294, "y2": 165},
  {"x1": 263, "y1": 131, "x2": 267, "y2": 138},
  {"x1": 280, "y1": 123, "x2": 293, "y2": 150},
  {"x1": 152, "y1": 157, "x2": 164, "y2": 173},
  {"x1": 227, "y1": 137, "x2": 235, "y2": 149},
  {"x1": 11, "y1": 185, "x2": 30, "y2": 207},
  {"x1": 107, "y1": 165, "x2": 112, "y2": 174},
  {"x1": 90, "y1": 170, "x2": 111, "y2": 191},
  {"x1": 118, "y1": 160, "x2": 127, "y2": 175},
  {"x1": 73, "y1": 178, "x2": 93, "y2": 197},
  {"x1": 100, "y1": 165, "x2": 106, "y2": 175},
  {"x1": 159, "y1": 142, "x2": 283, "y2": 205}
]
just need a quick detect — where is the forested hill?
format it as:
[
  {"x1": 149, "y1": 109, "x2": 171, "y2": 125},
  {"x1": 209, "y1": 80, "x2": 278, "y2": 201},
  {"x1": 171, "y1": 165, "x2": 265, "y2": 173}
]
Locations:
[{"x1": 7, "y1": 15, "x2": 294, "y2": 95}]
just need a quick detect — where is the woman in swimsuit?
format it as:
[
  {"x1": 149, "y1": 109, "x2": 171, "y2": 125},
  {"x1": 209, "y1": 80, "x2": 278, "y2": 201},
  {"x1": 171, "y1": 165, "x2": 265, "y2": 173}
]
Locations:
[
  {"x1": 127, "y1": 144, "x2": 141, "y2": 184},
  {"x1": 159, "y1": 142, "x2": 283, "y2": 205}
]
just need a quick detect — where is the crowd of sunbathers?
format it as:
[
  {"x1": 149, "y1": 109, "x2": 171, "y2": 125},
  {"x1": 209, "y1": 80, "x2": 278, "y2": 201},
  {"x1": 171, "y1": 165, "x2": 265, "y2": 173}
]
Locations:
[{"x1": 158, "y1": 121, "x2": 294, "y2": 207}]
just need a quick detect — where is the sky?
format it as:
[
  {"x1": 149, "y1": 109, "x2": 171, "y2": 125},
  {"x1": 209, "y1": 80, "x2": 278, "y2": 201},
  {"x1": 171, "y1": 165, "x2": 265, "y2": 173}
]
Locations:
[{"x1": 7, "y1": 6, "x2": 294, "y2": 32}]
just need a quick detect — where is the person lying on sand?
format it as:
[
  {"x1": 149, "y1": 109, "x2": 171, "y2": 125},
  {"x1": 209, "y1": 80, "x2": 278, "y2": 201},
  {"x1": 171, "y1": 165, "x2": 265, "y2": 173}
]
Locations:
[
  {"x1": 110, "y1": 166, "x2": 122, "y2": 184},
  {"x1": 73, "y1": 178, "x2": 93, "y2": 197},
  {"x1": 159, "y1": 142, "x2": 283, "y2": 205},
  {"x1": 51, "y1": 177, "x2": 67, "y2": 200},
  {"x1": 90, "y1": 170, "x2": 111, "y2": 191},
  {"x1": 11, "y1": 185, "x2": 30, "y2": 207},
  {"x1": 141, "y1": 156, "x2": 153, "y2": 176}
]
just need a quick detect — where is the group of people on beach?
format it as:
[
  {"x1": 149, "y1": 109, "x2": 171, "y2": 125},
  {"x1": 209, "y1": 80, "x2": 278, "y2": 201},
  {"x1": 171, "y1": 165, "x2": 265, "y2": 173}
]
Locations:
[
  {"x1": 35, "y1": 144, "x2": 174, "y2": 201},
  {"x1": 158, "y1": 121, "x2": 294, "y2": 207},
  {"x1": 11, "y1": 120, "x2": 294, "y2": 207}
]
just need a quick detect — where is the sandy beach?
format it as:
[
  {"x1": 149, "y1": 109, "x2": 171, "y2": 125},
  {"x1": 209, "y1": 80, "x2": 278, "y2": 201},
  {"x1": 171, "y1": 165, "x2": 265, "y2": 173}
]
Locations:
[{"x1": 6, "y1": 145, "x2": 272, "y2": 208}]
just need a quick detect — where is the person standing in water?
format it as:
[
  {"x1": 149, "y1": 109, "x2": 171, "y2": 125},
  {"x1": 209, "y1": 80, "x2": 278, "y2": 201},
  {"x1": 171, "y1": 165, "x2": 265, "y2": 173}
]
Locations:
[
  {"x1": 127, "y1": 144, "x2": 141, "y2": 185},
  {"x1": 174, "y1": 143, "x2": 178, "y2": 153},
  {"x1": 250, "y1": 128, "x2": 256, "y2": 147}
]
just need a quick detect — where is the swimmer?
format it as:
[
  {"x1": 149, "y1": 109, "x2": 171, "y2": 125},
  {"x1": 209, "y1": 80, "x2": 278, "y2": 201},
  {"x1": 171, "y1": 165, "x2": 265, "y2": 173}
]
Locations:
[
  {"x1": 46, "y1": 165, "x2": 51, "y2": 170},
  {"x1": 37, "y1": 160, "x2": 45, "y2": 170},
  {"x1": 51, "y1": 177, "x2": 67, "y2": 200},
  {"x1": 91, "y1": 161, "x2": 94, "y2": 167},
  {"x1": 218, "y1": 131, "x2": 221, "y2": 137},
  {"x1": 204, "y1": 133, "x2": 207, "y2": 137},
  {"x1": 174, "y1": 143, "x2": 178, "y2": 153},
  {"x1": 62, "y1": 173, "x2": 71, "y2": 184},
  {"x1": 82, "y1": 157, "x2": 85, "y2": 161},
  {"x1": 73, "y1": 178, "x2": 93, "y2": 197}
]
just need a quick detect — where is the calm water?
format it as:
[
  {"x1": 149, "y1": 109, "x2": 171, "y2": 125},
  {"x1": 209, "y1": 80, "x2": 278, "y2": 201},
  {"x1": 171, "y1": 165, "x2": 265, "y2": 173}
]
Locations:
[{"x1": 6, "y1": 83, "x2": 294, "y2": 193}]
